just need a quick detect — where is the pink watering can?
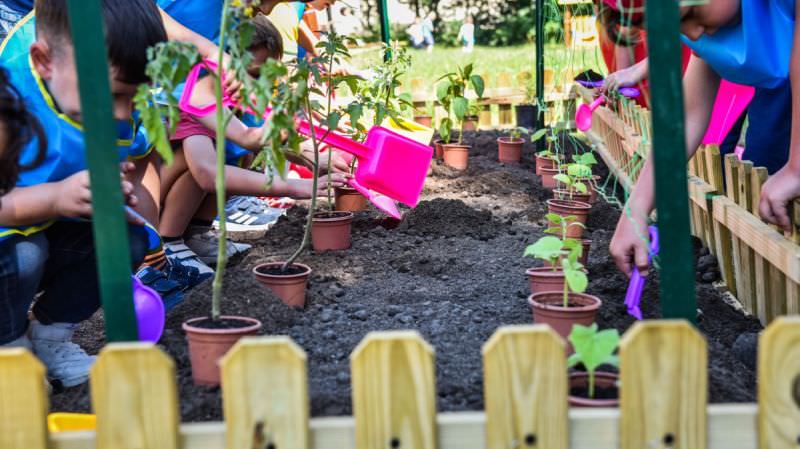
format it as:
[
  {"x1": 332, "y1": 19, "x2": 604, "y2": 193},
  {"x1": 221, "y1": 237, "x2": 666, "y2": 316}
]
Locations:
[
  {"x1": 178, "y1": 60, "x2": 432, "y2": 210},
  {"x1": 576, "y1": 96, "x2": 606, "y2": 132},
  {"x1": 702, "y1": 80, "x2": 754, "y2": 149},
  {"x1": 624, "y1": 225, "x2": 659, "y2": 320}
]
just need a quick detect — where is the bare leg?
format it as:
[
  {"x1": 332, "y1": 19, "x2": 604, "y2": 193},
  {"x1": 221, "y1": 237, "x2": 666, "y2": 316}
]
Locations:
[
  {"x1": 130, "y1": 152, "x2": 162, "y2": 226},
  {"x1": 159, "y1": 141, "x2": 209, "y2": 238}
]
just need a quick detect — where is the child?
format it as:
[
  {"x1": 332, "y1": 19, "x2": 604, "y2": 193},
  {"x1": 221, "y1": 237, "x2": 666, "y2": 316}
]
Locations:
[
  {"x1": 598, "y1": 0, "x2": 799, "y2": 279},
  {"x1": 159, "y1": 14, "x2": 350, "y2": 272},
  {"x1": 0, "y1": 0, "x2": 166, "y2": 388},
  {"x1": 457, "y1": 17, "x2": 475, "y2": 53},
  {"x1": 0, "y1": 68, "x2": 44, "y2": 195}
]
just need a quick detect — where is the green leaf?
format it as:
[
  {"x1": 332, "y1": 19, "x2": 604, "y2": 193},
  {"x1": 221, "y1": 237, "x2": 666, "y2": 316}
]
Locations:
[
  {"x1": 439, "y1": 117, "x2": 452, "y2": 144},
  {"x1": 567, "y1": 353, "x2": 581, "y2": 368},
  {"x1": 470, "y1": 75, "x2": 485, "y2": 98},
  {"x1": 568, "y1": 324, "x2": 620, "y2": 375},
  {"x1": 530, "y1": 128, "x2": 548, "y2": 142},
  {"x1": 452, "y1": 96, "x2": 469, "y2": 121},
  {"x1": 545, "y1": 213, "x2": 563, "y2": 224},
  {"x1": 562, "y1": 260, "x2": 588, "y2": 293},
  {"x1": 524, "y1": 236, "x2": 565, "y2": 263},
  {"x1": 567, "y1": 163, "x2": 593, "y2": 178},
  {"x1": 553, "y1": 174, "x2": 572, "y2": 187},
  {"x1": 436, "y1": 81, "x2": 451, "y2": 102},
  {"x1": 575, "y1": 152, "x2": 598, "y2": 166},
  {"x1": 574, "y1": 182, "x2": 588, "y2": 194}
]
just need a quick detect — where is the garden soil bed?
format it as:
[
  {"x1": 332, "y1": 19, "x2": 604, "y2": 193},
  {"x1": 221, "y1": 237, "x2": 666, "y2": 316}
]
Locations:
[{"x1": 54, "y1": 130, "x2": 762, "y2": 421}]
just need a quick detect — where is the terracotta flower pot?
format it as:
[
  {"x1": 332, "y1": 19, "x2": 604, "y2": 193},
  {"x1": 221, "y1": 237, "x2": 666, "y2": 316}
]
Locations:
[
  {"x1": 442, "y1": 143, "x2": 470, "y2": 170},
  {"x1": 526, "y1": 267, "x2": 566, "y2": 295},
  {"x1": 334, "y1": 187, "x2": 367, "y2": 212},
  {"x1": 576, "y1": 175, "x2": 601, "y2": 203},
  {"x1": 183, "y1": 316, "x2": 262, "y2": 386},
  {"x1": 528, "y1": 291, "x2": 602, "y2": 341},
  {"x1": 540, "y1": 167, "x2": 563, "y2": 189},
  {"x1": 311, "y1": 212, "x2": 353, "y2": 252},
  {"x1": 462, "y1": 116, "x2": 479, "y2": 131},
  {"x1": 497, "y1": 137, "x2": 524, "y2": 164},
  {"x1": 553, "y1": 189, "x2": 592, "y2": 205},
  {"x1": 547, "y1": 199, "x2": 592, "y2": 239},
  {"x1": 432, "y1": 139, "x2": 453, "y2": 161},
  {"x1": 568, "y1": 372, "x2": 620, "y2": 407},
  {"x1": 253, "y1": 262, "x2": 312, "y2": 308},
  {"x1": 535, "y1": 155, "x2": 559, "y2": 176},
  {"x1": 414, "y1": 115, "x2": 433, "y2": 127}
]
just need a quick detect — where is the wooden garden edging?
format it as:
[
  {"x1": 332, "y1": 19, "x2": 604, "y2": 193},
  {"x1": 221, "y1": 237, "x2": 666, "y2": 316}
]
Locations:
[
  {"x1": 576, "y1": 83, "x2": 800, "y2": 324},
  {"x1": 2, "y1": 320, "x2": 800, "y2": 449}
]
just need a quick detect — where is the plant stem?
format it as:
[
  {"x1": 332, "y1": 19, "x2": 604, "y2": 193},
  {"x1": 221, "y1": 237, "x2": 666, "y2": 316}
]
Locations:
[
  {"x1": 563, "y1": 268, "x2": 569, "y2": 308},
  {"x1": 210, "y1": 0, "x2": 232, "y2": 322},
  {"x1": 325, "y1": 47, "x2": 335, "y2": 211},
  {"x1": 283, "y1": 95, "x2": 320, "y2": 271},
  {"x1": 588, "y1": 370, "x2": 595, "y2": 399}
]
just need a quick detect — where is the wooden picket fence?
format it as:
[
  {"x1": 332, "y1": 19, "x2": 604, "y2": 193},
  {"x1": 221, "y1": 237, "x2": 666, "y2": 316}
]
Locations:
[
  {"x1": 408, "y1": 70, "x2": 577, "y2": 130},
  {"x1": 575, "y1": 82, "x2": 800, "y2": 324},
  {"x1": 1, "y1": 319, "x2": 800, "y2": 449}
]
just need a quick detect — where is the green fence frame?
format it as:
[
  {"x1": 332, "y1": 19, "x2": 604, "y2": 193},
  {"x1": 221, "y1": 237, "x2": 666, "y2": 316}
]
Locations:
[{"x1": 66, "y1": 0, "x2": 138, "y2": 341}]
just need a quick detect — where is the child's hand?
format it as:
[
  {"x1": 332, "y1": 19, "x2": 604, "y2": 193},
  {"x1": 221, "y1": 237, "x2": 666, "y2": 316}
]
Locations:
[
  {"x1": 55, "y1": 171, "x2": 93, "y2": 218},
  {"x1": 759, "y1": 165, "x2": 800, "y2": 233},
  {"x1": 603, "y1": 65, "x2": 644, "y2": 94},
  {"x1": 609, "y1": 208, "x2": 651, "y2": 278},
  {"x1": 289, "y1": 173, "x2": 351, "y2": 199},
  {"x1": 317, "y1": 149, "x2": 351, "y2": 173}
]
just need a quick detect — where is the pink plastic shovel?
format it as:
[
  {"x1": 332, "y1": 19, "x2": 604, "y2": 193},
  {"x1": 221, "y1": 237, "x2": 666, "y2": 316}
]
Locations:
[
  {"x1": 624, "y1": 226, "x2": 659, "y2": 320},
  {"x1": 576, "y1": 96, "x2": 606, "y2": 132},
  {"x1": 178, "y1": 60, "x2": 432, "y2": 208}
]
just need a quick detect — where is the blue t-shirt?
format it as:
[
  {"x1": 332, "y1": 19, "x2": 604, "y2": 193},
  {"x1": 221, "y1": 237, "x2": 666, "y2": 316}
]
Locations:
[
  {"x1": 0, "y1": 16, "x2": 152, "y2": 241},
  {"x1": 156, "y1": 0, "x2": 224, "y2": 43},
  {"x1": 2, "y1": 0, "x2": 33, "y2": 15},
  {"x1": 681, "y1": 0, "x2": 795, "y2": 89}
]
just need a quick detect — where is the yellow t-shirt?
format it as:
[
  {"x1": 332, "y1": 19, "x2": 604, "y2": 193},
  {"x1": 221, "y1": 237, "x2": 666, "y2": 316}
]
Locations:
[{"x1": 268, "y1": 2, "x2": 299, "y2": 62}]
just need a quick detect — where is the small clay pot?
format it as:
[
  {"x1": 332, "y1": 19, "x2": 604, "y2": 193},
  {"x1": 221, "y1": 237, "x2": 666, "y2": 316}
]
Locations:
[
  {"x1": 462, "y1": 116, "x2": 479, "y2": 131},
  {"x1": 183, "y1": 316, "x2": 262, "y2": 386},
  {"x1": 576, "y1": 175, "x2": 601, "y2": 203},
  {"x1": 535, "y1": 155, "x2": 559, "y2": 176},
  {"x1": 253, "y1": 262, "x2": 312, "y2": 308},
  {"x1": 432, "y1": 139, "x2": 453, "y2": 161},
  {"x1": 414, "y1": 115, "x2": 433, "y2": 127},
  {"x1": 334, "y1": 187, "x2": 367, "y2": 212},
  {"x1": 553, "y1": 189, "x2": 592, "y2": 205},
  {"x1": 580, "y1": 239, "x2": 591, "y2": 266},
  {"x1": 540, "y1": 167, "x2": 563, "y2": 189},
  {"x1": 528, "y1": 292, "x2": 602, "y2": 341},
  {"x1": 497, "y1": 137, "x2": 524, "y2": 164},
  {"x1": 568, "y1": 372, "x2": 620, "y2": 407},
  {"x1": 526, "y1": 267, "x2": 566, "y2": 295},
  {"x1": 547, "y1": 199, "x2": 591, "y2": 239},
  {"x1": 311, "y1": 212, "x2": 353, "y2": 252},
  {"x1": 442, "y1": 143, "x2": 470, "y2": 170}
]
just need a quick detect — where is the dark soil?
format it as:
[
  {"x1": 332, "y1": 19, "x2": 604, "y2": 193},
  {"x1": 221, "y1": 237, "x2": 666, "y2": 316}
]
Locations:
[
  {"x1": 52, "y1": 129, "x2": 762, "y2": 421},
  {"x1": 255, "y1": 264, "x2": 309, "y2": 276},
  {"x1": 313, "y1": 211, "x2": 352, "y2": 219},
  {"x1": 570, "y1": 385, "x2": 619, "y2": 401}
]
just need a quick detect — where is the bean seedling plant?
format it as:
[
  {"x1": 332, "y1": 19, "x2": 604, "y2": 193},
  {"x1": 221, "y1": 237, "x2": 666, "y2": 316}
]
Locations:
[{"x1": 568, "y1": 323, "x2": 620, "y2": 399}]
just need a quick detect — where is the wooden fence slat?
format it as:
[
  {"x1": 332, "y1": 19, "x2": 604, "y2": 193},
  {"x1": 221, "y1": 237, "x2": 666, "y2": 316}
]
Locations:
[
  {"x1": 751, "y1": 167, "x2": 771, "y2": 323},
  {"x1": 351, "y1": 331, "x2": 436, "y2": 449},
  {"x1": 711, "y1": 197, "x2": 737, "y2": 296},
  {"x1": 736, "y1": 161, "x2": 756, "y2": 313},
  {"x1": 758, "y1": 317, "x2": 800, "y2": 449},
  {"x1": 482, "y1": 326, "x2": 567, "y2": 449},
  {"x1": 0, "y1": 348, "x2": 48, "y2": 449},
  {"x1": 792, "y1": 199, "x2": 800, "y2": 245},
  {"x1": 221, "y1": 336, "x2": 309, "y2": 449},
  {"x1": 705, "y1": 145, "x2": 724, "y2": 192},
  {"x1": 725, "y1": 155, "x2": 739, "y2": 201},
  {"x1": 91, "y1": 343, "x2": 179, "y2": 449},
  {"x1": 620, "y1": 321, "x2": 707, "y2": 449}
]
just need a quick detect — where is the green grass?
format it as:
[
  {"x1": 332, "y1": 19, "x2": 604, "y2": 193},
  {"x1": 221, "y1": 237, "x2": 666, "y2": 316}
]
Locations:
[{"x1": 352, "y1": 43, "x2": 607, "y2": 94}]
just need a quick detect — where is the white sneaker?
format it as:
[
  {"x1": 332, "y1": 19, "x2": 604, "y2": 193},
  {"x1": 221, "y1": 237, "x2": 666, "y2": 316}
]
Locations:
[
  {"x1": 164, "y1": 239, "x2": 215, "y2": 280},
  {"x1": 184, "y1": 226, "x2": 252, "y2": 265},
  {"x1": 30, "y1": 322, "x2": 95, "y2": 388},
  {"x1": 1, "y1": 334, "x2": 32, "y2": 350}
]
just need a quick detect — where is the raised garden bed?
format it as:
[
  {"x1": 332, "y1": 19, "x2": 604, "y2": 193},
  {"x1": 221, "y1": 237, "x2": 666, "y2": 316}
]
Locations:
[{"x1": 54, "y1": 130, "x2": 761, "y2": 420}]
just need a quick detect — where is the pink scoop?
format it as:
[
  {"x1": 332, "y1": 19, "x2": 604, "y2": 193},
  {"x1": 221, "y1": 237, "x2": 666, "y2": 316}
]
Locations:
[
  {"x1": 178, "y1": 60, "x2": 432, "y2": 208},
  {"x1": 576, "y1": 96, "x2": 606, "y2": 132}
]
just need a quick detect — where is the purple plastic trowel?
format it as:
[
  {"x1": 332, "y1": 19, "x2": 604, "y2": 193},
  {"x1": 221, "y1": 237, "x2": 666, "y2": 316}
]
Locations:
[{"x1": 624, "y1": 226, "x2": 659, "y2": 320}]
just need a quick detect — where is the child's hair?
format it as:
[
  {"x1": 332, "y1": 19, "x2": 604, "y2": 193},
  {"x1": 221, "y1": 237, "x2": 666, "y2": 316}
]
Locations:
[
  {"x1": 250, "y1": 14, "x2": 284, "y2": 61},
  {"x1": 595, "y1": 0, "x2": 643, "y2": 47},
  {"x1": 0, "y1": 69, "x2": 46, "y2": 196},
  {"x1": 34, "y1": 0, "x2": 167, "y2": 84}
]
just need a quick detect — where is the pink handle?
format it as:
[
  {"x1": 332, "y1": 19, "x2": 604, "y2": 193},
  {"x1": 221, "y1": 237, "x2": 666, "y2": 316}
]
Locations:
[
  {"x1": 588, "y1": 96, "x2": 606, "y2": 112},
  {"x1": 296, "y1": 120, "x2": 370, "y2": 159}
]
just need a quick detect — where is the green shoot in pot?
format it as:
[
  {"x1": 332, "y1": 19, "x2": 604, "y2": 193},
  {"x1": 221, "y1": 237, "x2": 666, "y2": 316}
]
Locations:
[
  {"x1": 568, "y1": 323, "x2": 620, "y2": 399},
  {"x1": 553, "y1": 173, "x2": 588, "y2": 201},
  {"x1": 436, "y1": 64, "x2": 485, "y2": 145},
  {"x1": 507, "y1": 126, "x2": 530, "y2": 141}
]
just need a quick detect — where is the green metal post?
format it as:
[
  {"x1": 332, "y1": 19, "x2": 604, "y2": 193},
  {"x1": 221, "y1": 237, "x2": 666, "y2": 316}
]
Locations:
[
  {"x1": 645, "y1": 2, "x2": 696, "y2": 321},
  {"x1": 66, "y1": 0, "x2": 139, "y2": 341},
  {"x1": 535, "y1": 0, "x2": 545, "y2": 151},
  {"x1": 377, "y1": 0, "x2": 391, "y2": 61}
]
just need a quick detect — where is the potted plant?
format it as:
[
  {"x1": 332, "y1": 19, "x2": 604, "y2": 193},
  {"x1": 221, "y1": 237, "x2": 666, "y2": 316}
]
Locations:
[
  {"x1": 515, "y1": 78, "x2": 538, "y2": 129},
  {"x1": 497, "y1": 126, "x2": 528, "y2": 164},
  {"x1": 570, "y1": 152, "x2": 600, "y2": 203},
  {"x1": 568, "y1": 323, "x2": 620, "y2": 407},
  {"x1": 414, "y1": 101, "x2": 433, "y2": 127},
  {"x1": 553, "y1": 172, "x2": 591, "y2": 204},
  {"x1": 334, "y1": 160, "x2": 367, "y2": 212},
  {"x1": 524, "y1": 213, "x2": 586, "y2": 293},
  {"x1": 136, "y1": 3, "x2": 276, "y2": 385},
  {"x1": 462, "y1": 100, "x2": 481, "y2": 131},
  {"x1": 527, "y1": 223, "x2": 601, "y2": 341},
  {"x1": 436, "y1": 64, "x2": 485, "y2": 170},
  {"x1": 538, "y1": 130, "x2": 566, "y2": 185}
]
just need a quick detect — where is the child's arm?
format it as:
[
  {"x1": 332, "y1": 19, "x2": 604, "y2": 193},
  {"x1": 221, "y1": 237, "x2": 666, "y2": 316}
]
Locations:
[
  {"x1": 759, "y1": 4, "x2": 800, "y2": 232},
  {"x1": 609, "y1": 54, "x2": 720, "y2": 276},
  {"x1": 298, "y1": 21, "x2": 319, "y2": 57},
  {"x1": 604, "y1": 58, "x2": 648, "y2": 93},
  {"x1": 189, "y1": 77, "x2": 266, "y2": 151}
]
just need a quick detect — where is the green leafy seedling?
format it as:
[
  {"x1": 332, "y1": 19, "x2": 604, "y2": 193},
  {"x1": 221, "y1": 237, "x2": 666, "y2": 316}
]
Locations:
[
  {"x1": 435, "y1": 63, "x2": 485, "y2": 145},
  {"x1": 568, "y1": 323, "x2": 620, "y2": 399},
  {"x1": 553, "y1": 173, "x2": 588, "y2": 200},
  {"x1": 523, "y1": 235, "x2": 566, "y2": 270},
  {"x1": 508, "y1": 126, "x2": 530, "y2": 141}
]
